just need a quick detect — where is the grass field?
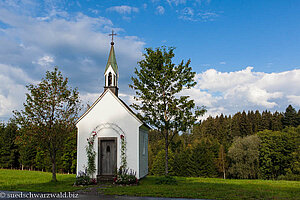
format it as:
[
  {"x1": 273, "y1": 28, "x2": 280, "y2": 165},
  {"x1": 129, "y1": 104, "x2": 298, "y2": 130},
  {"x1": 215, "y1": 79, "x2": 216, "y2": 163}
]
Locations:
[
  {"x1": 1, "y1": 169, "x2": 299, "y2": 199},
  {"x1": 102, "y1": 176, "x2": 300, "y2": 200},
  {"x1": 0, "y1": 169, "x2": 78, "y2": 192}
]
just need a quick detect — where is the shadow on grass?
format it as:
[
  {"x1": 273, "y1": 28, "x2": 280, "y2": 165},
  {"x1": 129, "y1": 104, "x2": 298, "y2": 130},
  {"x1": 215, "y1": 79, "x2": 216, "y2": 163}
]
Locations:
[{"x1": 1, "y1": 177, "x2": 80, "y2": 193}]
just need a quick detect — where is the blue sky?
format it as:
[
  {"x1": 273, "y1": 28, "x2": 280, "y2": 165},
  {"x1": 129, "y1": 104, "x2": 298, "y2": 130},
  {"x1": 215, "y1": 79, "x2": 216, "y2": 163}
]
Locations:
[{"x1": 0, "y1": 0, "x2": 299, "y2": 121}]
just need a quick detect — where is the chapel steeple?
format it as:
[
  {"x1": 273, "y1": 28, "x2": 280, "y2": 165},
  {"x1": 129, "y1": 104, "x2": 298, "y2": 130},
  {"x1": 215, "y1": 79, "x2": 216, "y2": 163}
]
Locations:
[{"x1": 104, "y1": 30, "x2": 119, "y2": 96}]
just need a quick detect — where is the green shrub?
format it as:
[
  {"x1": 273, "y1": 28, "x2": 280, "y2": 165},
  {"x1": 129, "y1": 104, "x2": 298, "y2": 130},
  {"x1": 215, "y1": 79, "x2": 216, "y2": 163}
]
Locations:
[
  {"x1": 155, "y1": 176, "x2": 177, "y2": 185},
  {"x1": 277, "y1": 173, "x2": 300, "y2": 181}
]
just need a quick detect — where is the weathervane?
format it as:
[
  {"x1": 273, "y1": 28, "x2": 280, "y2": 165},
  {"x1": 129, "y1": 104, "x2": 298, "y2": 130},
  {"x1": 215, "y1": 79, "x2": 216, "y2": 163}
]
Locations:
[{"x1": 109, "y1": 30, "x2": 117, "y2": 45}]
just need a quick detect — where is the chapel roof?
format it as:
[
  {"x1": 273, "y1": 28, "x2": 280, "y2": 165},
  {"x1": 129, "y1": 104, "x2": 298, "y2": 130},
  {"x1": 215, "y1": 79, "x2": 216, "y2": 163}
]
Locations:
[
  {"x1": 75, "y1": 89, "x2": 150, "y2": 129},
  {"x1": 104, "y1": 43, "x2": 118, "y2": 74}
]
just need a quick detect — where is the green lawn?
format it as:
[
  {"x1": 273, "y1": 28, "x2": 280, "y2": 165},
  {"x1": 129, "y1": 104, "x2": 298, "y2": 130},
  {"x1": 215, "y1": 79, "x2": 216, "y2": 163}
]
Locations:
[
  {"x1": 1, "y1": 170, "x2": 299, "y2": 199},
  {"x1": 101, "y1": 176, "x2": 300, "y2": 200},
  {"x1": 0, "y1": 169, "x2": 79, "y2": 192}
]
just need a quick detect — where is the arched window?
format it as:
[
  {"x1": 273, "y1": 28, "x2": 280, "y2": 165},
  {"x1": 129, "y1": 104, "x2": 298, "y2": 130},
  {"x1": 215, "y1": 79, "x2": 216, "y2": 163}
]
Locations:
[{"x1": 108, "y1": 72, "x2": 112, "y2": 86}]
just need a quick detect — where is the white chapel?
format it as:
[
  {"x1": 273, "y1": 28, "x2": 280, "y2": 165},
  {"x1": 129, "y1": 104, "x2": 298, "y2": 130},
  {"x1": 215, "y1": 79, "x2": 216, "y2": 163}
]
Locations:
[{"x1": 76, "y1": 37, "x2": 149, "y2": 180}]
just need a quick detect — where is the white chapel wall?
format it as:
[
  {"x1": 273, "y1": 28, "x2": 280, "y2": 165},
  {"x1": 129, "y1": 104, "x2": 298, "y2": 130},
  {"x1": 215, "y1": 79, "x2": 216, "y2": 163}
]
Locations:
[{"x1": 76, "y1": 90, "x2": 142, "y2": 178}]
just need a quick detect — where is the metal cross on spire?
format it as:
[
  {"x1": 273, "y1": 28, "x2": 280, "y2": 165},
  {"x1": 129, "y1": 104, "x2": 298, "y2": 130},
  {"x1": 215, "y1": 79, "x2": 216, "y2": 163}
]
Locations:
[{"x1": 109, "y1": 30, "x2": 117, "y2": 45}]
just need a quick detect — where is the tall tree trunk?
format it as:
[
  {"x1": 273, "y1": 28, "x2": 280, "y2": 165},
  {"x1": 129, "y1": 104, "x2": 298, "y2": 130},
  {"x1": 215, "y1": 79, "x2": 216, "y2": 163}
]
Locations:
[
  {"x1": 51, "y1": 150, "x2": 57, "y2": 182},
  {"x1": 165, "y1": 135, "x2": 169, "y2": 175}
]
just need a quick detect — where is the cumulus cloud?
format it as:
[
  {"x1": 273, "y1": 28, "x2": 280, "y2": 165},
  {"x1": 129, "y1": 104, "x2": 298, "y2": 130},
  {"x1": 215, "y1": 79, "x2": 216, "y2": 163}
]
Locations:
[
  {"x1": 0, "y1": 64, "x2": 35, "y2": 121},
  {"x1": 0, "y1": 5, "x2": 145, "y2": 120},
  {"x1": 0, "y1": 7, "x2": 144, "y2": 90},
  {"x1": 106, "y1": 5, "x2": 139, "y2": 15},
  {"x1": 287, "y1": 95, "x2": 300, "y2": 107},
  {"x1": 183, "y1": 67, "x2": 300, "y2": 117},
  {"x1": 33, "y1": 55, "x2": 54, "y2": 68}
]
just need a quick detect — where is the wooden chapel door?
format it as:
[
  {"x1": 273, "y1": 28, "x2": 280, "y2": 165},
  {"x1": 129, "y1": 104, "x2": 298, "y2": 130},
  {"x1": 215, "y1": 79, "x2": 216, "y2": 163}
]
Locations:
[{"x1": 98, "y1": 138, "x2": 117, "y2": 175}]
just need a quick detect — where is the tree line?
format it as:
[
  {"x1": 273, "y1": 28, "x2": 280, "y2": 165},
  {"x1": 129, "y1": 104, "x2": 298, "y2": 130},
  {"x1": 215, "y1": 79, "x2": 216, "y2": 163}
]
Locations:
[
  {"x1": 0, "y1": 121, "x2": 77, "y2": 174},
  {"x1": 1, "y1": 105, "x2": 299, "y2": 180},
  {"x1": 148, "y1": 105, "x2": 300, "y2": 180}
]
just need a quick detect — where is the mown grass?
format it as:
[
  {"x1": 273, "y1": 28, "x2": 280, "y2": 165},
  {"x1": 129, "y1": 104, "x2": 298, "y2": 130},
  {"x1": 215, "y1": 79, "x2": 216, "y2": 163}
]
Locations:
[
  {"x1": 0, "y1": 169, "x2": 79, "y2": 192},
  {"x1": 101, "y1": 176, "x2": 300, "y2": 200},
  {"x1": 1, "y1": 170, "x2": 299, "y2": 199}
]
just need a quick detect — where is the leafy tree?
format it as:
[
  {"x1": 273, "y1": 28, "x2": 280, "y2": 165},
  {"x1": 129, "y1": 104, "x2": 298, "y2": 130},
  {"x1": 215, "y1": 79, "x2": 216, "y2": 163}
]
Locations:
[
  {"x1": 14, "y1": 67, "x2": 81, "y2": 181},
  {"x1": 289, "y1": 126, "x2": 300, "y2": 178},
  {"x1": 228, "y1": 134, "x2": 260, "y2": 179},
  {"x1": 130, "y1": 46, "x2": 206, "y2": 175},
  {"x1": 258, "y1": 128, "x2": 299, "y2": 179}
]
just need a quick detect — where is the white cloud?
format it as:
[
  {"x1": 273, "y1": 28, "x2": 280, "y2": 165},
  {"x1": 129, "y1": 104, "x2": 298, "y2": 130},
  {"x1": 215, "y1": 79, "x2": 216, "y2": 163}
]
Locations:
[
  {"x1": 0, "y1": 64, "x2": 35, "y2": 120},
  {"x1": 287, "y1": 95, "x2": 300, "y2": 107},
  {"x1": 180, "y1": 88, "x2": 217, "y2": 107},
  {"x1": 0, "y1": 6, "x2": 145, "y2": 120},
  {"x1": 36, "y1": 55, "x2": 54, "y2": 67},
  {"x1": 185, "y1": 67, "x2": 300, "y2": 118},
  {"x1": 106, "y1": 5, "x2": 139, "y2": 15},
  {"x1": 156, "y1": 6, "x2": 165, "y2": 15},
  {"x1": 0, "y1": 8, "x2": 144, "y2": 88},
  {"x1": 219, "y1": 61, "x2": 226, "y2": 65}
]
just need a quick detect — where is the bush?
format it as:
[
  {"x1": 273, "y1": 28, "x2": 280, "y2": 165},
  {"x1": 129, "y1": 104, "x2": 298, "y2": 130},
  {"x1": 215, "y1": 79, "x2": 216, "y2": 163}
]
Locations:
[
  {"x1": 74, "y1": 170, "x2": 96, "y2": 186},
  {"x1": 277, "y1": 172, "x2": 300, "y2": 181},
  {"x1": 155, "y1": 176, "x2": 177, "y2": 185},
  {"x1": 113, "y1": 167, "x2": 138, "y2": 185}
]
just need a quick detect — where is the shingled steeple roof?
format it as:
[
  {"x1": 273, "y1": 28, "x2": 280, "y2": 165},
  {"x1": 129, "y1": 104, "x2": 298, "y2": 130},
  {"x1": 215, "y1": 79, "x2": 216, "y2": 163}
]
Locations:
[{"x1": 105, "y1": 42, "x2": 118, "y2": 74}]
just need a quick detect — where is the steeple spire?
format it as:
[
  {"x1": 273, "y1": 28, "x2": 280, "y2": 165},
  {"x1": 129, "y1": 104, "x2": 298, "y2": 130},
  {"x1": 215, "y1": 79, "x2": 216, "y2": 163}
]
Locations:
[
  {"x1": 104, "y1": 43, "x2": 118, "y2": 74},
  {"x1": 104, "y1": 30, "x2": 119, "y2": 96}
]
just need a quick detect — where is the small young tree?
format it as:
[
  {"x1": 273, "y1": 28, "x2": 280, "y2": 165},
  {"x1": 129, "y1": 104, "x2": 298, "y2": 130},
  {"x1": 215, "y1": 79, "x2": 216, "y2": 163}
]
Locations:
[
  {"x1": 216, "y1": 144, "x2": 227, "y2": 179},
  {"x1": 130, "y1": 47, "x2": 206, "y2": 175},
  {"x1": 14, "y1": 67, "x2": 81, "y2": 181}
]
